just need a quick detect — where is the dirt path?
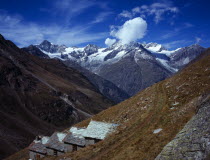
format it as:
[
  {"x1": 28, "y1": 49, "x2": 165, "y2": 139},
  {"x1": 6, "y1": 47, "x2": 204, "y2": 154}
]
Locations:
[{"x1": 60, "y1": 96, "x2": 92, "y2": 118}]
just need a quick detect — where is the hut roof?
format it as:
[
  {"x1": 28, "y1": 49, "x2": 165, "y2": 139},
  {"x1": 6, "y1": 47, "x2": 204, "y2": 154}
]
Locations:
[
  {"x1": 46, "y1": 132, "x2": 67, "y2": 151},
  {"x1": 63, "y1": 133, "x2": 85, "y2": 146},
  {"x1": 29, "y1": 142, "x2": 47, "y2": 154},
  {"x1": 82, "y1": 120, "x2": 118, "y2": 140},
  {"x1": 29, "y1": 136, "x2": 50, "y2": 154}
]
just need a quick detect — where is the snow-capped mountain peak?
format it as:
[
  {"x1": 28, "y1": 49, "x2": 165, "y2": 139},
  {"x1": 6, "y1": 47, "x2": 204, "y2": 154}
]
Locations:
[
  {"x1": 33, "y1": 40, "x2": 205, "y2": 75},
  {"x1": 84, "y1": 44, "x2": 99, "y2": 56},
  {"x1": 36, "y1": 40, "x2": 67, "y2": 53},
  {"x1": 143, "y1": 42, "x2": 167, "y2": 53}
]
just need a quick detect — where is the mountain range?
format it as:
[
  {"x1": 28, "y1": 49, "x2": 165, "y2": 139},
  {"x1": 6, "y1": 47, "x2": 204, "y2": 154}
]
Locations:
[
  {"x1": 1, "y1": 34, "x2": 208, "y2": 159},
  {"x1": 25, "y1": 40, "x2": 205, "y2": 96},
  {"x1": 46, "y1": 47, "x2": 210, "y2": 160}
]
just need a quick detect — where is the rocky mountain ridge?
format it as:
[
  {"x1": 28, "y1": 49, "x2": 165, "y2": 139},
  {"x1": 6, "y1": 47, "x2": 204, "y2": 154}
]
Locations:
[
  {"x1": 27, "y1": 41, "x2": 205, "y2": 96},
  {"x1": 46, "y1": 48, "x2": 210, "y2": 160},
  {"x1": 23, "y1": 46, "x2": 129, "y2": 103}
]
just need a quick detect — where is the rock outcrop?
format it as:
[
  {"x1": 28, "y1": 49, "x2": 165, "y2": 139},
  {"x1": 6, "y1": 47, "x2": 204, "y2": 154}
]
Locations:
[{"x1": 155, "y1": 95, "x2": 210, "y2": 160}]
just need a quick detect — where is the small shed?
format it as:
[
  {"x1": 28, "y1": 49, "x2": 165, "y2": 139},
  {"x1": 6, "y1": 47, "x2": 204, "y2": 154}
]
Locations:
[
  {"x1": 82, "y1": 120, "x2": 119, "y2": 146},
  {"x1": 63, "y1": 133, "x2": 86, "y2": 152},
  {"x1": 45, "y1": 132, "x2": 67, "y2": 156},
  {"x1": 29, "y1": 136, "x2": 49, "y2": 160}
]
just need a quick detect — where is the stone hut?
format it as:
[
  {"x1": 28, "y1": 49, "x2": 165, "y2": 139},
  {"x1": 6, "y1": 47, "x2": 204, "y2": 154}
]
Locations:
[
  {"x1": 45, "y1": 132, "x2": 67, "y2": 156},
  {"x1": 28, "y1": 121, "x2": 119, "y2": 158},
  {"x1": 29, "y1": 136, "x2": 49, "y2": 160},
  {"x1": 82, "y1": 120, "x2": 119, "y2": 145},
  {"x1": 63, "y1": 133, "x2": 86, "y2": 152}
]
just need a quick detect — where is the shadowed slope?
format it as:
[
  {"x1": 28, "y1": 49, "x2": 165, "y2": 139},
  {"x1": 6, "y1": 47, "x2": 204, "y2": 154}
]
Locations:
[{"x1": 0, "y1": 34, "x2": 113, "y2": 159}]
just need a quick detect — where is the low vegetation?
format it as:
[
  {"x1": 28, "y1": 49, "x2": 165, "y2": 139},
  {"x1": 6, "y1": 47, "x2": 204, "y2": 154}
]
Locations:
[
  {"x1": 47, "y1": 49, "x2": 210, "y2": 160},
  {"x1": 7, "y1": 50, "x2": 210, "y2": 160}
]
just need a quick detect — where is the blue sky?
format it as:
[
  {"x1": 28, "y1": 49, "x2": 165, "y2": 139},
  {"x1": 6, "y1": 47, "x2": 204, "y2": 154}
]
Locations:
[{"x1": 0, "y1": 0, "x2": 209, "y2": 49}]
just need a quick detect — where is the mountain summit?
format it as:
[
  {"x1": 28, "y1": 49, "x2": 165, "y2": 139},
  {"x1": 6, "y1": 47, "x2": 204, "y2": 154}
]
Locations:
[{"x1": 27, "y1": 41, "x2": 205, "y2": 96}]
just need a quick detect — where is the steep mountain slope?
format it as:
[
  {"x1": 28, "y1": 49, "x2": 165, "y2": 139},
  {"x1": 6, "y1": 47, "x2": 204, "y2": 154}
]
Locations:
[
  {"x1": 97, "y1": 48, "x2": 171, "y2": 96},
  {"x1": 29, "y1": 41, "x2": 205, "y2": 96},
  {"x1": 23, "y1": 45, "x2": 129, "y2": 103},
  {"x1": 22, "y1": 45, "x2": 49, "y2": 58},
  {"x1": 169, "y1": 44, "x2": 205, "y2": 69},
  {"x1": 0, "y1": 34, "x2": 113, "y2": 159},
  {"x1": 63, "y1": 60, "x2": 130, "y2": 103},
  {"x1": 49, "y1": 48, "x2": 210, "y2": 160}
]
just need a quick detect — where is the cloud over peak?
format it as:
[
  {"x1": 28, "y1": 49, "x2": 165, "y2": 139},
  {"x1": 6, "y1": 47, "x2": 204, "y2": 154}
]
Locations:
[
  {"x1": 105, "y1": 38, "x2": 116, "y2": 46},
  {"x1": 106, "y1": 17, "x2": 147, "y2": 45}
]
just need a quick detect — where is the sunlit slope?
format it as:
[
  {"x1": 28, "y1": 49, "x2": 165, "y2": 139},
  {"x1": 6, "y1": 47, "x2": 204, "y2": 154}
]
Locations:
[{"x1": 50, "y1": 49, "x2": 210, "y2": 160}]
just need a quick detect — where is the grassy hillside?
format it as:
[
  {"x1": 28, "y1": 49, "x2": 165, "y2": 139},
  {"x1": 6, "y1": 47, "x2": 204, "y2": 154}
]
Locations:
[
  {"x1": 46, "y1": 49, "x2": 210, "y2": 160},
  {"x1": 7, "y1": 49, "x2": 210, "y2": 160}
]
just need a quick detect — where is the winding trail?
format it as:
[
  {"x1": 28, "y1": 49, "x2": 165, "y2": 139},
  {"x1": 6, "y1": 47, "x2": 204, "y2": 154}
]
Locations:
[{"x1": 60, "y1": 95, "x2": 92, "y2": 117}]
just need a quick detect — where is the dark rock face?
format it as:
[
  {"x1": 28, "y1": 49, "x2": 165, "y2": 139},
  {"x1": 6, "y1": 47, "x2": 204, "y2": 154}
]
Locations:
[
  {"x1": 22, "y1": 45, "x2": 49, "y2": 58},
  {"x1": 155, "y1": 95, "x2": 210, "y2": 160},
  {"x1": 84, "y1": 44, "x2": 99, "y2": 56},
  {"x1": 0, "y1": 34, "x2": 113, "y2": 159},
  {"x1": 64, "y1": 60, "x2": 130, "y2": 103},
  {"x1": 170, "y1": 44, "x2": 205, "y2": 69},
  {"x1": 69, "y1": 50, "x2": 83, "y2": 59},
  {"x1": 104, "y1": 50, "x2": 119, "y2": 61},
  {"x1": 151, "y1": 53, "x2": 170, "y2": 60},
  {"x1": 98, "y1": 53, "x2": 171, "y2": 96},
  {"x1": 37, "y1": 40, "x2": 66, "y2": 53},
  {"x1": 27, "y1": 40, "x2": 205, "y2": 98}
]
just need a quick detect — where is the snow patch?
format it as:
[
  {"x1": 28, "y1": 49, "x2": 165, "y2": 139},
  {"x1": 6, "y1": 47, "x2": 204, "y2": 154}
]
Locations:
[
  {"x1": 146, "y1": 44, "x2": 163, "y2": 52},
  {"x1": 138, "y1": 52, "x2": 153, "y2": 60},
  {"x1": 153, "y1": 128, "x2": 163, "y2": 134},
  {"x1": 41, "y1": 136, "x2": 49, "y2": 144},
  {"x1": 156, "y1": 58, "x2": 178, "y2": 73},
  {"x1": 39, "y1": 49, "x2": 62, "y2": 59},
  {"x1": 183, "y1": 57, "x2": 190, "y2": 65},
  {"x1": 57, "y1": 133, "x2": 67, "y2": 142}
]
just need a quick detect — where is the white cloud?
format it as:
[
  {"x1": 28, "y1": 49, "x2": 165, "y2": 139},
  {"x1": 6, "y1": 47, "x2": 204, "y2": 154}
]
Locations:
[
  {"x1": 105, "y1": 38, "x2": 116, "y2": 46},
  {"x1": 0, "y1": 12, "x2": 107, "y2": 47},
  {"x1": 90, "y1": 11, "x2": 113, "y2": 24},
  {"x1": 136, "y1": 2, "x2": 179, "y2": 24},
  {"x1": 119, "y1": 2, "x2": 179, "y2": 24},
  {"x1": 45, "y1": 0, "x2": 109, "y2": 25},
  {"x1": 195, "y1": 37, "x2": 201, "y2": 44},
  {"x1": 54, "y1": 0, "x2": 95, "y2": 17},
  {"x1": 132, "y1": 7, "x2": 141, "y2": 14},
  {"x1": 118, "y1": 10, "x2": 133, "y2": 18},
  {"x1": 110, "y1": 17, "x2": 147, "y2": 44}
]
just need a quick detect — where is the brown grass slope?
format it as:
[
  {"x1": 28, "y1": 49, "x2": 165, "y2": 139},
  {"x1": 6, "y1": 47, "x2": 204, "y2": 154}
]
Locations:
[
  {"x1": 0, "y1": 34, "x2": 113, "y2": 159},
  {"x1": 44, "y1": 48, "x2": 210, "y2": 160}
]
